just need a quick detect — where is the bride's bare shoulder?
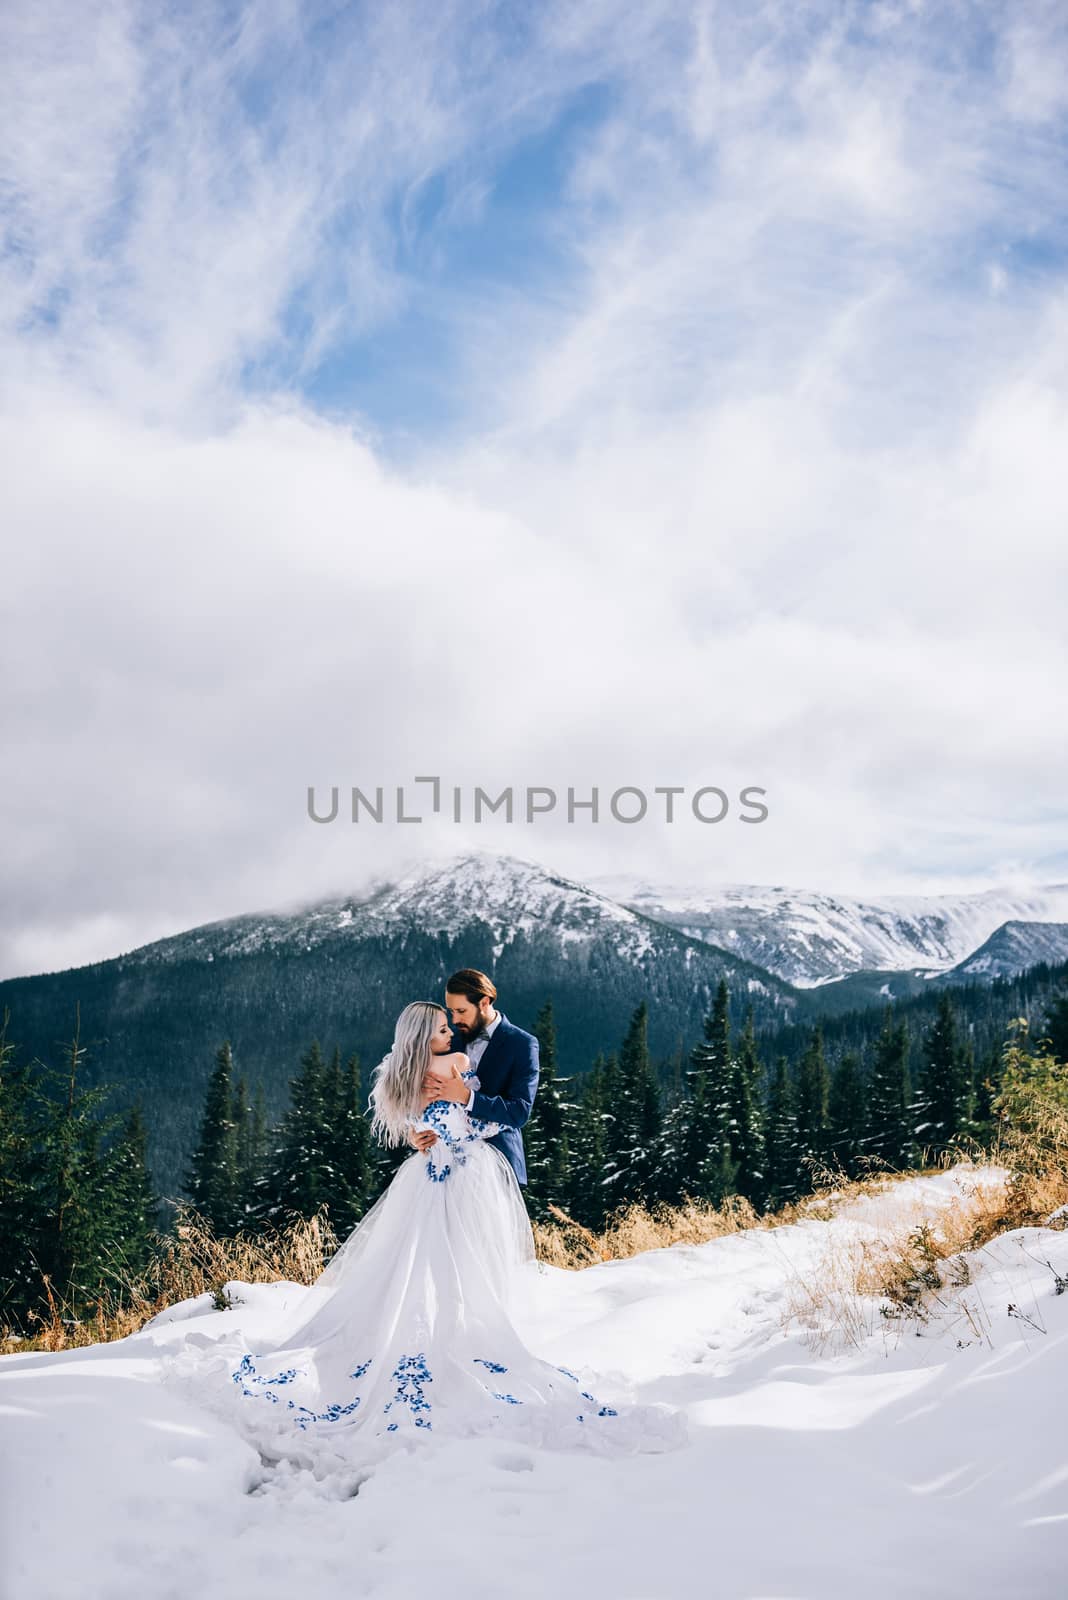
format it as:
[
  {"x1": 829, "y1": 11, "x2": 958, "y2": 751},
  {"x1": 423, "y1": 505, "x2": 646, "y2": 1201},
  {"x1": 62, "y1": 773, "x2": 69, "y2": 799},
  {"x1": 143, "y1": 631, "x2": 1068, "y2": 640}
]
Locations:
[{"x1": 443, "y1": 1049, "x2": 471, "y2": 1068}]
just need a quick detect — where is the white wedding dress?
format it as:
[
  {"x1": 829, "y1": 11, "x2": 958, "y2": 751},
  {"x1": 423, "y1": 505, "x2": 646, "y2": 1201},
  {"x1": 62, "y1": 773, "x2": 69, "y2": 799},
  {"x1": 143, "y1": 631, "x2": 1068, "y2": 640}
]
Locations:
[{"x1": 156, "y1": 1065, "x2": 688, "y2": 1470}]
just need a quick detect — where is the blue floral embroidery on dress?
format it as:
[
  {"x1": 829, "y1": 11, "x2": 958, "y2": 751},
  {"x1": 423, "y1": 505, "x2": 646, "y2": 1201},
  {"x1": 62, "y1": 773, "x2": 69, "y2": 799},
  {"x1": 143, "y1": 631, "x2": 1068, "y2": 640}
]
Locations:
[
  {"x1": 231, "y1": 1352, "x2": 374, "y2": 1430},
  {"x1": 472, "y1": 1356, "x2": 522, "y2": 1402},
  {"x1": 382, "y1": 1351, "x2": 433, "y2": 1430},
  {"x1": 416, "y1": 1083, "x2": 503, "y2": 1183},
  {"x1": 551, "y1": 1364, "x2": 617, "y2": 1420},
  {"x1": 231, "y1": 1352, "x2": 300, "y2": 1402},
  {"x1": 290, "y1": 1395, "x2": 363, "y2": 1427}
]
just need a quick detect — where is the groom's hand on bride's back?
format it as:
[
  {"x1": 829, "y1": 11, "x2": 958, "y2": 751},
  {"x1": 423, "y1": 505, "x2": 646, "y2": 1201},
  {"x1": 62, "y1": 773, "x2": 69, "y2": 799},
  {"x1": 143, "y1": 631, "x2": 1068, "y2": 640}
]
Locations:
[{"x1": 422, "y1": 1053, "x2": 470, "y2": 1104}]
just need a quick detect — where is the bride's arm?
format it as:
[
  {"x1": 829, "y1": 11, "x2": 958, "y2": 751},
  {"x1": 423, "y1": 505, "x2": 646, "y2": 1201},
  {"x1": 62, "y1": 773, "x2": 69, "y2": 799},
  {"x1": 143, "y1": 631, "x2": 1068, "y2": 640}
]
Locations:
[{"x1": 466, "y1": 1110, "x2": 503, "y2": 1140}]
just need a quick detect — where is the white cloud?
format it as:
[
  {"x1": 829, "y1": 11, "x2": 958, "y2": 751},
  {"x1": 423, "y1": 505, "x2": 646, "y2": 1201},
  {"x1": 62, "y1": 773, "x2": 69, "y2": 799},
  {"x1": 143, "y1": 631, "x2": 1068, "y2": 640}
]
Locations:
[{"x1": 1, "y1": 0, "x2": 1066, "y2": 976}]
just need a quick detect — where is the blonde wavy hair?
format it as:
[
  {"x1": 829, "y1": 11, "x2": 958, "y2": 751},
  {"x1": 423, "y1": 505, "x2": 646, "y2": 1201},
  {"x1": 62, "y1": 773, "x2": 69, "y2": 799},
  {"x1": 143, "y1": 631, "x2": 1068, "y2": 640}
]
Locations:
[{"x1": 368, "y1": 1000, "x2": 449, "y2": 1148}]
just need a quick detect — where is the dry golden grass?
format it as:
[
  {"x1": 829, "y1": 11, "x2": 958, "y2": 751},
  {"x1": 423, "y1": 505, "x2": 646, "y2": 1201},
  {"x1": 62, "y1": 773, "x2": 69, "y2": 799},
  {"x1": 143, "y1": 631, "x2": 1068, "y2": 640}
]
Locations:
[
  {"x1": 1, "y1": 1203, "x2": 343, "y2": 1355},
  {"x1": 772, "y1": 1151, "x2": 1010, "y2": 1356},
  {"x1": 769, "y1": 1037, "x2": 1068, "y2": 1354},
  {"x1": 529, "y1": 1191, "x2": 761, "y2": 1267},
  {"x1": 529, "y1": 1151, "x2": 974, "y2": 1270}
]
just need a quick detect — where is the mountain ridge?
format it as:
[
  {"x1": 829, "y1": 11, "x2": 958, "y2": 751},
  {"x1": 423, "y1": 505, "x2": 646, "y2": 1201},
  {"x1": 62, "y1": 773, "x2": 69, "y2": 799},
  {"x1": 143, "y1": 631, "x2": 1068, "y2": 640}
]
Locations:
[{"x1": 586, "y1": 870, "x2": 1068, "y2": 988}]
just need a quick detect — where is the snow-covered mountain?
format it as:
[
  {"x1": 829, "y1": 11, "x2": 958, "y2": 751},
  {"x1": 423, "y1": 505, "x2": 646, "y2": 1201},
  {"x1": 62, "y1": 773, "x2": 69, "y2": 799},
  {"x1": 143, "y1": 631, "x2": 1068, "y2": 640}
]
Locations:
[
  {"x1": 586, "y1": 873, "x2": 1068, "y2": 988},
  {"x1": 120, "y1": 850, "x2": 1068, "y2": 993},
  {"x1": 947, "y1": 919, "x2": 1068, "y2": 981},
  {"x1": 61, "y1": 849, "x2": 1068, "y2": 998},
  {"x1": 125, "y1": 850, "x2": 674, "y2": 970}
]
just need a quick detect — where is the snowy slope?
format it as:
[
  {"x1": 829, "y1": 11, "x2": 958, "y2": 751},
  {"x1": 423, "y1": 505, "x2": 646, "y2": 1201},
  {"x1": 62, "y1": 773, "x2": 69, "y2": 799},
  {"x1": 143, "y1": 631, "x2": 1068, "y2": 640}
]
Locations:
[
  {"x1": 1, "y1": 1164, "x2": 1064, "y2": 1599},
  {"x1": 588, "y1": 873, "x2": 1068, "y2": 988}
]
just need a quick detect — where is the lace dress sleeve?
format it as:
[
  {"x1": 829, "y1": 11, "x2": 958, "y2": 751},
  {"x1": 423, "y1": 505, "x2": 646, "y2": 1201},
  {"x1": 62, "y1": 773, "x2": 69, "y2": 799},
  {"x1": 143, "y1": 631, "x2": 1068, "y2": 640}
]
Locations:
[
  {"x1": 459, "y1": 1066, "x2": 502, "y2": 1140},
  {"x1": 417, "y1": 1075, "x2": 504, "y2": 1181}
]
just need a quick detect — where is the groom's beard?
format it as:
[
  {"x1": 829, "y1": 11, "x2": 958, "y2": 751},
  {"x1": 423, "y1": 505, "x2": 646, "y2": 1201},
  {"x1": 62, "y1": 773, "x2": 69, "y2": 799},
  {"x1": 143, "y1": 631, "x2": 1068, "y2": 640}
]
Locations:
[{"x1": 455, "y1": 1017, "x2": 486, "y2": 1044}]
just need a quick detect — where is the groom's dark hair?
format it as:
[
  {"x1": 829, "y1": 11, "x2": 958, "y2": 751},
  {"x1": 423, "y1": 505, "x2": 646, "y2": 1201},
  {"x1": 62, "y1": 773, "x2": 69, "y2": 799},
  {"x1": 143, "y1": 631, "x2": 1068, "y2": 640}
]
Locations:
[{"x1": 445, "y1": 968, "x2": 497, "y2": 1005}]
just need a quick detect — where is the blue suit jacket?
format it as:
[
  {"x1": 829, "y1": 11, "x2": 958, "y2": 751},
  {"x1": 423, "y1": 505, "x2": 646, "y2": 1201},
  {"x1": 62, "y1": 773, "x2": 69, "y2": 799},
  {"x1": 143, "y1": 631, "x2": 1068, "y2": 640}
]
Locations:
[{"x1": 452, "y1": 1011, "x2": 539, "y2": 1186}]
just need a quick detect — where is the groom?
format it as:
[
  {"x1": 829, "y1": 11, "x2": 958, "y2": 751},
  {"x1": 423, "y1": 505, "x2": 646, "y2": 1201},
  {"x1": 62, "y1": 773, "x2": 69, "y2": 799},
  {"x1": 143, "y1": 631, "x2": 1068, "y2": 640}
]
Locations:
[{"x1": 409, "y1": 967, "x2": 540, "y2": 1187}]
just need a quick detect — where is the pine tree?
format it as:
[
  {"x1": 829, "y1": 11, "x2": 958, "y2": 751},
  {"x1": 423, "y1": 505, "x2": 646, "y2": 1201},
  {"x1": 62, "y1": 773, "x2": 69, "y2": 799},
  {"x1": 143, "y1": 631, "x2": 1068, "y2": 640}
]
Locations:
[
  {"x1": 653, "y1": 1083, "x2": 689, "y2": 1207},
  {"x1": 258, "y1": 1039, "x2": 337, "y2": 1227},
  {"x1": 567, "y1": 1052, "x2": 613, "y2": 1228},
  {"x1": 911, "y1": 993, "x2": 970, "y2": 1162},
  {"x1": 0, "y1": 1013, "x2": 52, "y2": 1325},
  {"x1": 826, "y1": 1050, "x2": 866, "y2": 1178},
  {"x1": 1, "y1": 1011, "x2": 161, "y2": 1330},
  {"x1": 321, "y1": 1049, "x2": 378, "y2": 1238},
  {"x1": 664, "y1": 1040, "x2": 685, "y2": 1100},
  {"x1": 706, "y1": 1142, "x2": 741, "y2": 1208},
  {"x1": 682, "y1": 980, "x2": 734, "y2": 1200},
  {"x1": 185, "y1": 1041, "x2": 242, "y2": 1234},
  {"x1": 36, "y1": 1011, "x2": 133, "y2": 1318},
  {"x1": 1040, "y1": 988, "x2": 1068, "y2": 1064},
  {"x1": 864, "y1": 1008, "x2": 912, "y2": 1170},
  {"x1": 523, "y1": 999, "x2": 573, "y2": 1223},
  {"x1": 730, "y1": 1008, "x2": 768, "y2": 1207},
  {"x1": 602, "y1": 1002, "x2": 661, "y2": 1209},
  {"x1": 231, "y1": 1074, "x2": 269, "y2": 1228},
  {"x1": 95, "y1": 1101, "x2": 160, "y2": 1290},
  {"x1": 764, "y1": 1054, "x2": 801, "y2": 1209},
  {"x1": 243, "y1": 1083, "x2": 274, "y2": 1227},
  {"x1": 956, "y1": 1030, "x2": 979, "y2": 1146},
  {"x1": 231, "y1": 1075, "x2": 250, "y2": 1222},
  {"x1": 794, "y1": 1025, "x2": 831, "y2": 1190},
  {"x1": 636, "y1": 1038, "x2": 663, "y2": 1195},
  {"x1": 990, "y1": 1018, "x2": 1068, "y2": 1174}
]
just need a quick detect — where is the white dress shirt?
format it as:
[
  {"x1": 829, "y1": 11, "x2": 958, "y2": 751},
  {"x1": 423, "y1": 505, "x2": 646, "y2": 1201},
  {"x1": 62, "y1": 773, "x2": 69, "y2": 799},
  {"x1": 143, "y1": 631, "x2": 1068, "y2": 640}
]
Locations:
[{"x1": 459, "y1": 1009, "x2": 501, "y2": 1109}]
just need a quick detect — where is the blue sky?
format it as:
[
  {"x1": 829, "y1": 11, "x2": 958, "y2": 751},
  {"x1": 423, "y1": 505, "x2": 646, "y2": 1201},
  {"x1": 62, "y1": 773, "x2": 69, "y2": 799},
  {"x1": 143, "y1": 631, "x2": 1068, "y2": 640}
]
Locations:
[
  {"x1": 287, "y1": 79, "x2": 622, "y2": 442},
  {"x1": 1, "y1": 0, "x2": 1067, "y2": 975}
]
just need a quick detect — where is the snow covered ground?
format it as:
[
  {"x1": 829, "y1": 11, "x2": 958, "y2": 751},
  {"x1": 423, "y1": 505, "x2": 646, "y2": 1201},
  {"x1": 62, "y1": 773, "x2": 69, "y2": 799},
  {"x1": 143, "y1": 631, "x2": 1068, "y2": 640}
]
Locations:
[{"x1": 2, "y1": 1165, "x2": 1064, "y2": 1599}]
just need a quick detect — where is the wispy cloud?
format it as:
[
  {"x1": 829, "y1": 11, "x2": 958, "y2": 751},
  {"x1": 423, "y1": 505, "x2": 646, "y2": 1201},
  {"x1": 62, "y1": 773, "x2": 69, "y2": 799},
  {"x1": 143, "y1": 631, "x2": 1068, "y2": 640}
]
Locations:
[{"x1": 1, "y1": 0, "x2": 1066, "y2": 976}]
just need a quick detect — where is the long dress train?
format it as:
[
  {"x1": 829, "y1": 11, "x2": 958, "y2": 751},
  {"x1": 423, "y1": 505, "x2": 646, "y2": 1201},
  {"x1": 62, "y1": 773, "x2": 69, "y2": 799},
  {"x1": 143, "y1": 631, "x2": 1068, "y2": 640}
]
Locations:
[{"x1": 155, "y1": 1067, "x2": 689, "y2": 1469}]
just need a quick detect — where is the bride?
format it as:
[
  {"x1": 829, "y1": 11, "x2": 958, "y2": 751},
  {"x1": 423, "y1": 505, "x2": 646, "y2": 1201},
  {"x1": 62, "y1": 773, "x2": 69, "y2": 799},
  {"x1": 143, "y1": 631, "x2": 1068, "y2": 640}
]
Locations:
[{"x1": 157, "y1": 999, "x2": 688, "y2": 1467}]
